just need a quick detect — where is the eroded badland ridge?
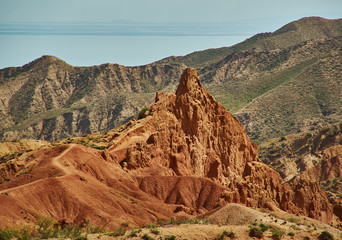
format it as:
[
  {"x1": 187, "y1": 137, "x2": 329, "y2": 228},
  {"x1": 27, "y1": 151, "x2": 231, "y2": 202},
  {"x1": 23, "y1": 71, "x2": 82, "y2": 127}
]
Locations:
[
  {"x1": 260, "y1": 122, "x2": 342, "y2": 221},
  {"x1": 1, "y1": 17, "x2": 342, "y2": 142},
  {"x1": 0, "y1": 69, "x2": 340, "y2": 235},
  {"x1": 1, "y1": 16, "x2": 342, "y2": 239}
]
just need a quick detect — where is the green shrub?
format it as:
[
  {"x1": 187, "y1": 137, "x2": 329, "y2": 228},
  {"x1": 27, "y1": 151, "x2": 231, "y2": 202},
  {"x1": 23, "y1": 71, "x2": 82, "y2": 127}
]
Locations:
[
  {"x1": 318, "y1": 231, "x2": 334, "y2": 240},
  {"x1": 17, "y1": 226, "x2": 34, "y2": 240},
  {"x1": 165, "y1": 235, "x2": 176, "y2": 240},
  {"x1": 161, "y1": 217, "x2": 182, "y2": 226},
  {"x1": 150, "y1": 229, "x2": 160, "y2": 235},
  {"x1": 74, "y1": 234, "x2": 88, "y2": 240},
  {"x1": 182, "y1": 218, "x2": 210, "y2": 224},
  {"x1": 249, "y1": 227, "x2": 263, "y2": 239},
  {"x1": 0, "y1": 218, "x2": 101, "y2": 240},
  {"x1": 142, "y1": 233, "x2": 155, "y2": 240},
  {"x1": 271, "y1": 228, "x2": 285, "y2": 240},
  {"x1": 87, "y1": 225, "x2": 103, "y2": 234},
  {"x1": 216, "y1": 230, "x2": 237, "y2": 239},
  {"x1": 288, "y1": 231, "x2": 294, "y2": 236},
  {"x1": 259, "y1": 223, "x2": 269, "y2": 232},
  {"x1": 36, "y1": 217, "x2": 56, "y2": 239},
  {"x1": 0, "y1": 228, "x2": 16, "y2": 240},
  {"x1": 138, "y1": 107, "x2": 149, "y2": 119},
  {"x1": 129, "y1": 228, "x2": 141, "y2": 237},
  {"x1": 90, "y1": 144, "x2": 106, "y2": 150},
  {"x1": 108, "y1": 227, "x2": 126, "y2": 237},
  {"x1": 64, "y1": 224, "x2": 83, "y2": 239}
]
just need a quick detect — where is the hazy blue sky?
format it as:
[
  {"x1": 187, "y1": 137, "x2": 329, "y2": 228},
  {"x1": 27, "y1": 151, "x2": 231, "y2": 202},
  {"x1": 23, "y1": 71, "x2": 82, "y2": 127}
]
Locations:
[{"x1": 0, "y1": 0, "x2": 341, "y2": 68}]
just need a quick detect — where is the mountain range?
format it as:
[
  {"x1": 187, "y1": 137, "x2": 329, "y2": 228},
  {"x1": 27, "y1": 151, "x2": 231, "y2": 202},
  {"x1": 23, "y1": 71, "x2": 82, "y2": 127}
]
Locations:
[{"x1": 0, "y1": 16, "x2": 341, "y2": 143}]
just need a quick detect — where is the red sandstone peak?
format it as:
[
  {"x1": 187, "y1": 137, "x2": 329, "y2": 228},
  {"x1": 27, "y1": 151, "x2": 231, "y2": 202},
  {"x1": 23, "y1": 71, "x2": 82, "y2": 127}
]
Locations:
[
  {"x1": 0, "y1": 68, "x2": 337, "y2": 229},
  {"x1": 108, "y1": 68, "x2": 333, "y2": 223},
  {"x1": 176, "y1": 68, "x2": 202, "y2": 96}
]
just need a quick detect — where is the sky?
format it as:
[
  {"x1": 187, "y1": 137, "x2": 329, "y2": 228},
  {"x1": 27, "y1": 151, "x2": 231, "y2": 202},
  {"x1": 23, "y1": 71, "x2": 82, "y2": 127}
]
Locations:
[{"x1": 0, "y1": 0, "x2": 341, "y2": 68}]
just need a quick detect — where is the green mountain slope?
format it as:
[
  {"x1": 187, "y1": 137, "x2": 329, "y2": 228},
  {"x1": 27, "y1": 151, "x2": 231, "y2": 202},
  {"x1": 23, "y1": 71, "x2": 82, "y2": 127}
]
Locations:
[
  {"x1": 166, "y1": 17, "x2": 342, "y2": 68},
  {"x1": 0, "y1": 17, "x2": 341, "y2": 142},
  {"x1": 0, "y1": 56, "x2": 186, "y2": 141},
  {"x1": 202, "y1": 36, "x2": 342, "y2": 142}
]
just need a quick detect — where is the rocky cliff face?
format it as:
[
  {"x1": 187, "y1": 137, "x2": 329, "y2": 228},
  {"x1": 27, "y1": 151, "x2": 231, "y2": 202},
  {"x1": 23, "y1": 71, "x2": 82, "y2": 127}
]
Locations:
[
  {"x1": 109, "y1": 68, "x2": 258, "y2": 183},
  {"x1": 0, "y1": 68, "x2": 337, "y2": 229},
  {"x1": 108, "y1": 68, "x2": 334, "y2": 223}
]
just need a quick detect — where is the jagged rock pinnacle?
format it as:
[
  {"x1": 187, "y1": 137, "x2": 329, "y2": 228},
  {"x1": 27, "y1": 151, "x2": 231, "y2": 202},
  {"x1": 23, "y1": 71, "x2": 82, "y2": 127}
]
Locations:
[{"x1": 176, "y1": 68, "x2": 202, "y2": 96}]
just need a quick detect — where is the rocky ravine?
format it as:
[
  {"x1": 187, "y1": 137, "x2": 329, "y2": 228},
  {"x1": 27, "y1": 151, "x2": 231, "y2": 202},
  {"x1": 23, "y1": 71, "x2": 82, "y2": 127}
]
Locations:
[{"x1": 0, "y1": 68, "x2": 339, "y2": 230}]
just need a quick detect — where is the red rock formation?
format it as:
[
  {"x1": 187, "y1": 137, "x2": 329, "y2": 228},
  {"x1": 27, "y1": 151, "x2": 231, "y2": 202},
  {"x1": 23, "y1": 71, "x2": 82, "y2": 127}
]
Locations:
[
  {"x1": 0, "y1": 68, "x2": 335, "y2": 229},
  {"x1": 109, "y1": 68, "x2": 258, "y2": 183},
  {"x1": 300, "y1": 146, "x2": 342, "y2": 182},
  {"x1": 108, "y1": 68, "x2": 334, "y2": 223}
]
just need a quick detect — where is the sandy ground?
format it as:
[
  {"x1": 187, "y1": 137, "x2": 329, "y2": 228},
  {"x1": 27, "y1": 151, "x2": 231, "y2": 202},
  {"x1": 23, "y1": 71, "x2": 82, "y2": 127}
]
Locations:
[
  {"x1": 86, "y1": 223, "x2": 342, "y2": 240},
  {"x1": 85, "y1": 204, "x2": 342, "y2": 240}
]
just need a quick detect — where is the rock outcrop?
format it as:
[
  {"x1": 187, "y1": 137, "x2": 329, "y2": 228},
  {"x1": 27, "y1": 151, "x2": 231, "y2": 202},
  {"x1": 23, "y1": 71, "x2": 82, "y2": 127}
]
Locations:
[
  {"x1": 0, "y1": 68, "x2": 337, "y2": 229},
  {"x1": 259, "y1": 122, "x2": 342, "y2": 207},
  {"x1": 108, "y1": 68, "x2": 334, "y2": 223}
]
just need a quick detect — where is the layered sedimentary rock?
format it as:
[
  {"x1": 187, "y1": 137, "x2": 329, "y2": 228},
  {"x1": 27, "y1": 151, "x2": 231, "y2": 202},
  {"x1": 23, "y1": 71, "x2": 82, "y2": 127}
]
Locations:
[
  {"x1": 0, "y1": 68, "x2": 336, "y2": 229},
  {"x1": 108, "y1": 68, "x2": 333, "y2": 223}
]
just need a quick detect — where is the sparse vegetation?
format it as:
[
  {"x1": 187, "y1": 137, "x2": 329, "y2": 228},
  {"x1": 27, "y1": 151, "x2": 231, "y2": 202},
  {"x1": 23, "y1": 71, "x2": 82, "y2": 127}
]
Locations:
[
  {"x1": 90, "y1": 144, "x2": 106, "y2": 150},
  {"x1": 216, "y1": 230, "x2": 237, "y2": 239},
  {"x1": 142, "y1": 233, "x2": 155, "y2": 240},
  {"x1": 271, "y1": 228, "x2": 285, "y2": 240},
  {"x1": 128, "y1": 228, "x2": 141, "y2": 237},
  {"x1": 143, "y1": 217, "x2": 210, "y2": 228},
  {"x1": 249, "y1": 226, "x2": 263, "y2": 239},
  {"x1": 0, "y1": 217, "x2": 103, "y2": 240},
  {"x1": 150, "y1": 228, "x2": 160, "y2": 235},
  {"x1": 164, "y1": 235, "x2": 176, "y2": 240},
  {"x1": 138, "y1": 107, "x2": 149, "y2": 120},
  {"x1": 318, "y1": 231, "x2": 334, "y2": 240},
  {"x1": 259, "y1": 223, "x2": 269, "y2": 232},
  {"x1": 108, "y1": 226, "x2": 126, "y2": 237}
]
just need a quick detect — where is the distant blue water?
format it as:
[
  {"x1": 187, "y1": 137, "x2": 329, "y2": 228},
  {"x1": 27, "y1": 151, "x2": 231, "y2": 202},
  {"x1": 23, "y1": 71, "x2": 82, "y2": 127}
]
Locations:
[
  {"x1": 0, "y1": 20, "x2": 284, "y2": 68},
  {"x1": 0, "y1": 34, "x2": 250, "y2": 68}
]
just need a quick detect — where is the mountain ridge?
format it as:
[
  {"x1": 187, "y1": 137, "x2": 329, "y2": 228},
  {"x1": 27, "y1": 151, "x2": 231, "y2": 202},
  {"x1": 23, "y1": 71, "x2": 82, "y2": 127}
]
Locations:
[
  {"x1": 1, "y1": 16, "x2": 342, "y2": 142},
  {"x1": 161, "y1": 17, "x2": 342, "y2": 68}
]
